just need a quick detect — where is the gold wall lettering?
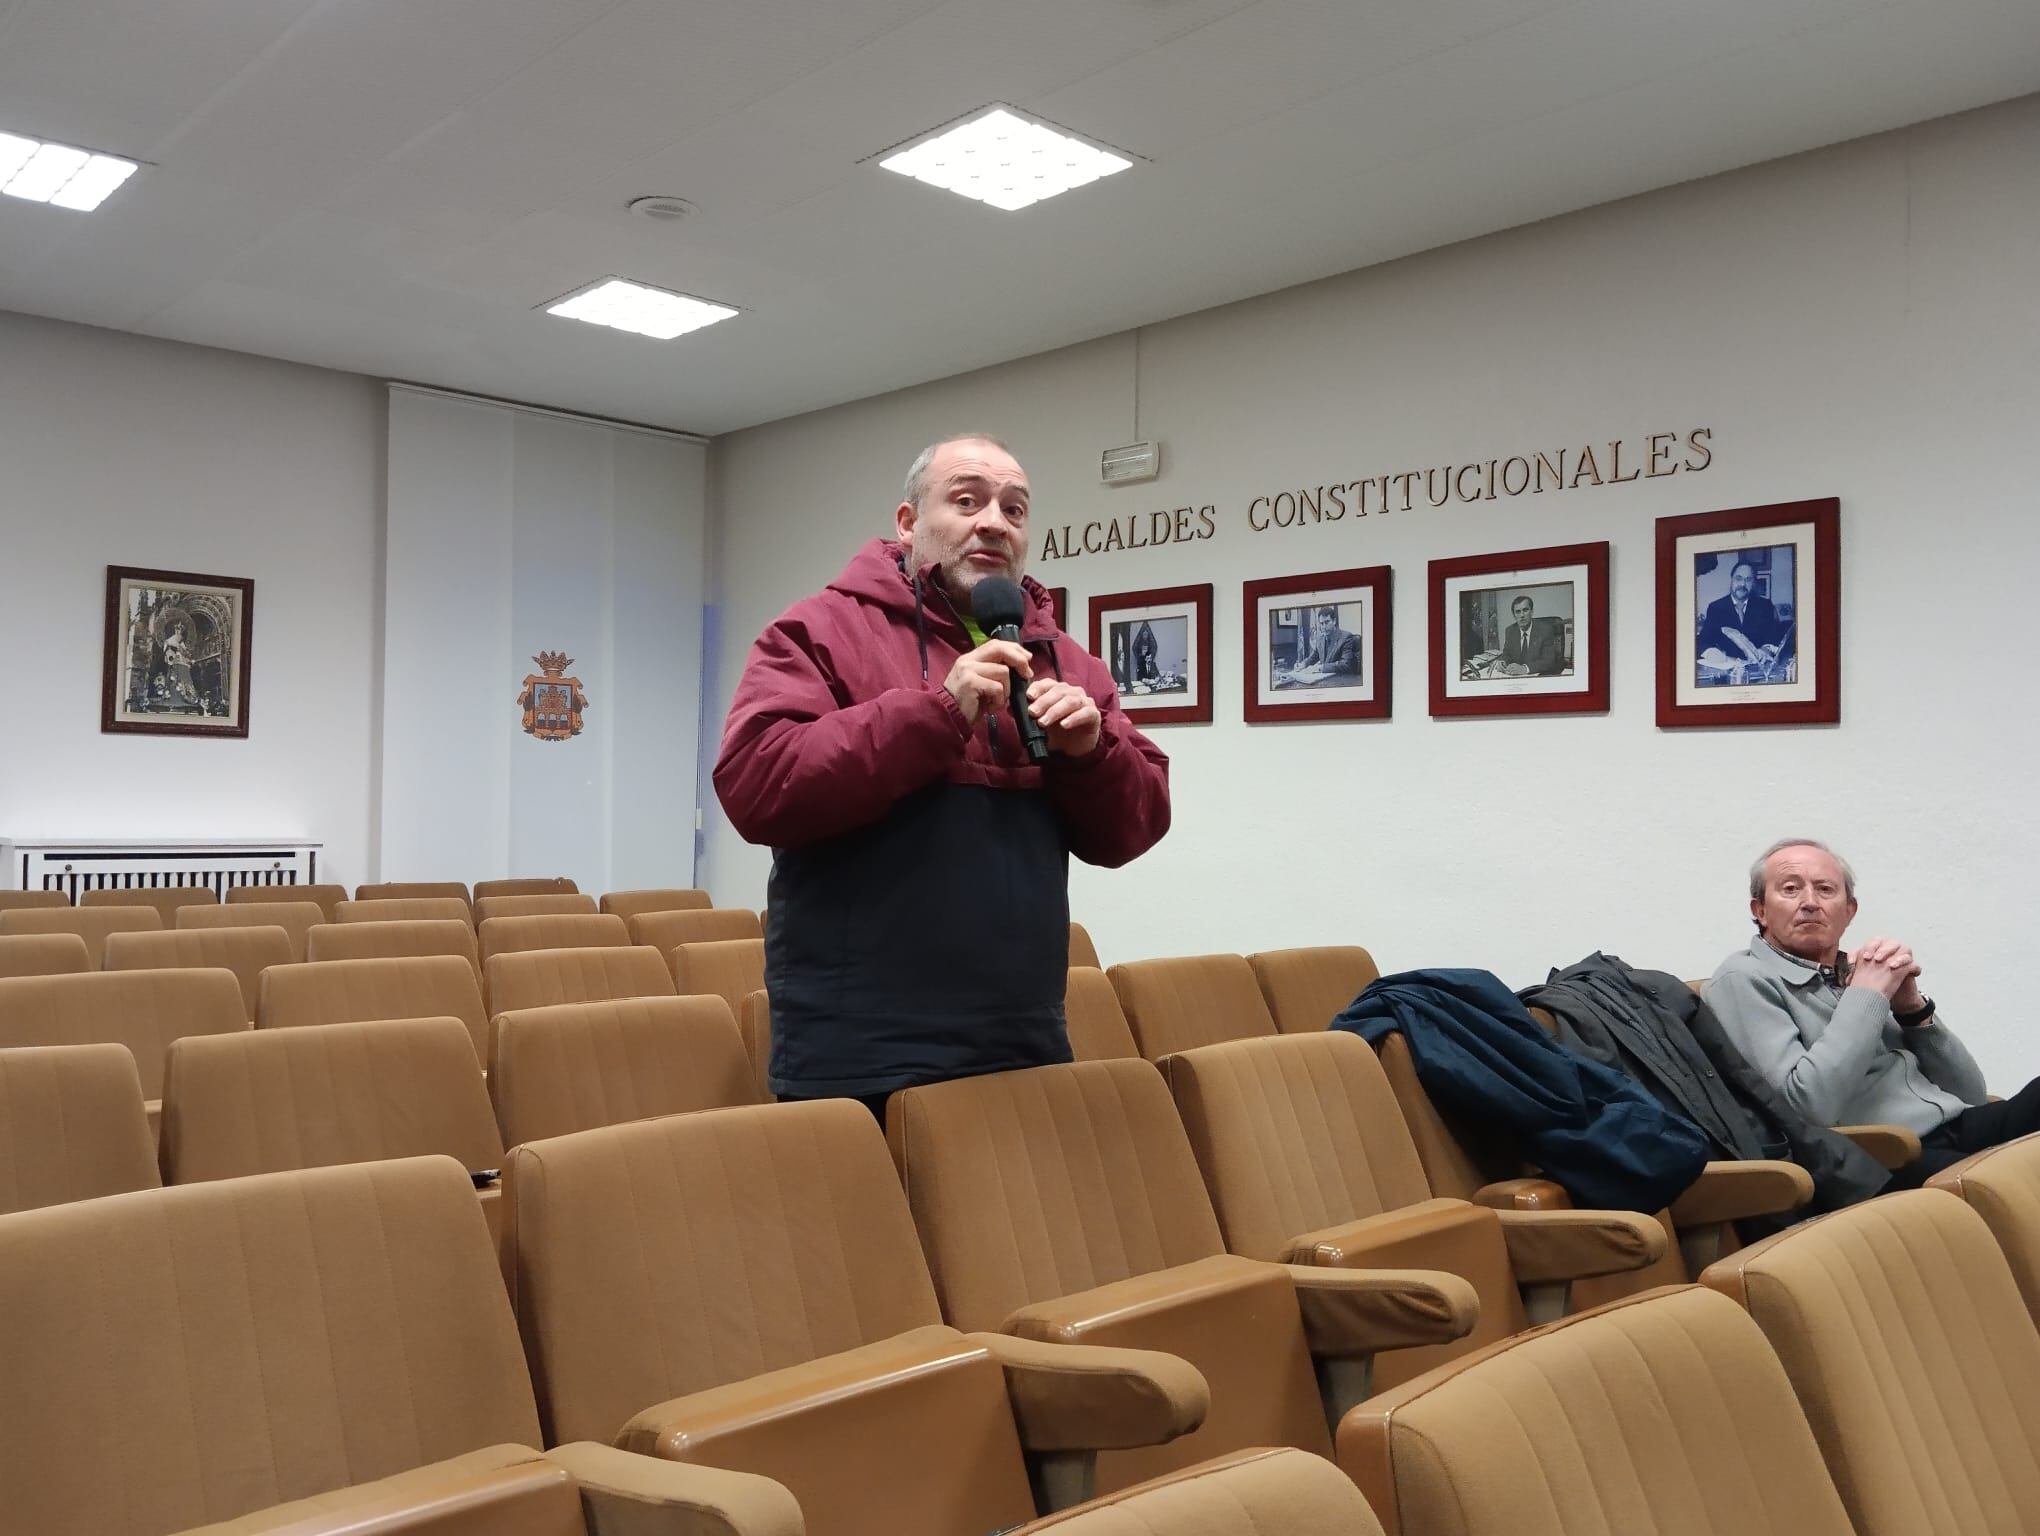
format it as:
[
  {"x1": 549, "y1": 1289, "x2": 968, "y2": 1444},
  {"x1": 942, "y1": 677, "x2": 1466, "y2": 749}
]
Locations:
[{"x1": 1039, "y1": 504, "x2": 1216, "y2": 562}]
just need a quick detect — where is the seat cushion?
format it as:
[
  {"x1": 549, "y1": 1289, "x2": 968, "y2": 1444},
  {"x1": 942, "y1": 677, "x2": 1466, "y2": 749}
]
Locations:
[{"x1": 1107, "y1": 956, "x2": 1279, "y2": 1061}]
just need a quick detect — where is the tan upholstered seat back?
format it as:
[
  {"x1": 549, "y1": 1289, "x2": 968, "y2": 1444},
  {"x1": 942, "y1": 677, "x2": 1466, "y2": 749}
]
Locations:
[
  {"x1": 1019, "y1": 1448, "x2": 1378, "y2": 1536},
  {"x1": 80, "y1": 885, "x2": 219, "y2": 923},
  {"x1": 258, "y1": 955, "x2": 489, "y2": 1063},
  {"x1": 485, "y1": 945, "x2": 676, "y2": 1019},
  {"x1": 888, "y1": 1058, "x2": 1227, "y2": 1333},
  {"x1": 0, "y1": 1044, "x2": 159, "y2": 1214},
  {"x1": 1068, "y1": 921, "x2": 1101, "y2": 970},
  {"x1": 490, "y1": 995, "x2": 759, "y2": 1148},
  {"x1": 161, "y1": 1017, "x2": 506, "y2": 1184},
  {"x1": 1065, "y1": 966, "x2": 1140, "y2": 1061},
  {"x1": 0, "y1": 890, "x2": 72, "y2": 913},
  {"x1": 1340, "y1": 1285, "x2": 1854, "y2": 1536},
  {"x1": 473, "y1": 878, "x2": 579, "y2": 901},
  {"x1": 0, "y1": 968, "x2": 248, "y2": 1100},
  {"x1": 1107, "y1": 954, "x2": 1279, "y2": 1061},
  {"x1": 735, "y1": 989, "x2": 775, "y2": 1100},
  {"x1": 0, "y1": 905, "x2": 162, "y2": 967},
  {"x1": 306, "y1": 918, "x2": 483, "y2": 986},
  {"x1": 1247, "y1": 946, "x2": 1379, "y2": 1035},
  {"x1": 598, "y1": 888, "x2": 711, "y2": 919},
  {"x1": 478, "y1": 914, "x2": 629, "y2": 966},
  {"x1": 0, "y1": 1158, "x2": 540, "y2": 1536},
  {"x1": 105, "y1": 926, "x2": 294, "y2": 1021},
  {"x1": 627, "y1": 906, "x2": 763, "y2": 960},
  {"x1": 1701, "y1": 1189, "x2": 2040, "y2": 1536},
  {"x1": 0, "y1": 932, "x2": 92, "y2": 978},
  {"x1": 671, "y1": 938, "x2": 767, "y2": 1015},
  {"x1": 356, "y1": 881, "x2": 472, "y2": 906},
  {"x1": 505, "y1": 1100, "x2": 944, "y2": 1445},
  {"x1": 227, "y1": 882, "x2": 347, "y2": 920},
  {"x1": 178, "y1": 900, "x2": 326, "y2": 958},
  {"x1": 337, "y1": 896, "x2": 476, "y2": 927},
  {"x1": 1162, "y1": 1032, "x2": 1433, "y2": 1259},
  {"x1": 1371, "y1": 1031, "x2": 1515, "y2": 1200},
  {"x1": 1929, "y1": 1132, "x2": 2040, "y2": 1328},
  {"x1": 473, "y1": 894, "x2": 598, "y2": 926}
]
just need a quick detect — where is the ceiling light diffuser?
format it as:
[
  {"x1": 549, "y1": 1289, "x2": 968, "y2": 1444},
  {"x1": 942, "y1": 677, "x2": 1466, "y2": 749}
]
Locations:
[
  {"x1": 543, "y1": 277, "x2": 739, "y2": 341},
  {"x1": 878, "y1": 107, "x2": 1133, "y2": 213},
  {"x1": 0, "y1": 131, "x2": 138, "y2": 211}
]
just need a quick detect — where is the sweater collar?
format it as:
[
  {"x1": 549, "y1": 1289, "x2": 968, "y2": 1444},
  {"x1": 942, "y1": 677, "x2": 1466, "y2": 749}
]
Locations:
[{"x1": 1746, "y1": 934, "x2": 1845, "y2": 988}]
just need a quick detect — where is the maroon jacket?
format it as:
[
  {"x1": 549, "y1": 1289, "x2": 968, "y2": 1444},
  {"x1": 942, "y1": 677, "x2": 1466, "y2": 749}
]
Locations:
[{"x1": 714, "y1": 538, "x2": 1170, "y2": 1095}]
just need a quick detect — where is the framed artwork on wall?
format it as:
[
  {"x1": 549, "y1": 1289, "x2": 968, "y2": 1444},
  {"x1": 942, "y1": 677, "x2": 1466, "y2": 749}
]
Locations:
[
  {"x1": 1089, "y1": 583, "x2": 1213, "y2": 725},
  {"x1": 101, "y1": 565, "x2": 255, "y2": 738},
  {"x1": 1242, "y1": 565, "x2": 1392, "y2": 723},
  {"x1": 1429, "y1": 541, "x2": 1610, "y2": 717},
  {"x1": 1044, "y1": 585, "x2": 1069, "y2": 631},
  {"x1": 1656, "y1": 497, "x2": 1838, "y2": 728}
]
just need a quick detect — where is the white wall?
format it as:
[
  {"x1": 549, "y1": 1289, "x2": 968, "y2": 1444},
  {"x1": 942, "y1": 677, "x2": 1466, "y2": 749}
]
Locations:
[
  {"x1": 0, "y1": 313, "x2": 383, "y2": 886},
  {"x1": 704, "y1": 95, "x2": 2040, "y2": 1084}
]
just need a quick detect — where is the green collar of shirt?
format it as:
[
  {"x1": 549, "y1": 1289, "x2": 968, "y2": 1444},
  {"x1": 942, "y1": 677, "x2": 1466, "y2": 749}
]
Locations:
[{"x1": 959, "y1": 615, "x2": 988, "y2": 648}]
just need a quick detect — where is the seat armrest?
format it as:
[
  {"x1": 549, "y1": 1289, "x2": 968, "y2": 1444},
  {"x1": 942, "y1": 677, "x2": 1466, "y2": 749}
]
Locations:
[
  {"x1": 1665, "y1": 1160, "x2": 1813, "y2": 1226},
  {"x1": 1836, "y1": 1123, "x2": 1922, "y2": 1170},
  {"x1": 544, "y1": 1442, "x2": 803, "y2": 1536},
  {"x1": 1471, "y1": 1178, "x2": 1571, "y2": 1210},
  {"x1": 962, "y1": 1331, "x2": 1207, "y2": 1452},
  {"x1": 1282, "y1": 1198, "x2": 1489, "y2": 1270},
  {"x1": 1278, "y1": 1265, "x2": 1478, "y2": 1357},
  {"x1": 1492, "y1": 1209, "x2": 1666, "y2": 1283}
]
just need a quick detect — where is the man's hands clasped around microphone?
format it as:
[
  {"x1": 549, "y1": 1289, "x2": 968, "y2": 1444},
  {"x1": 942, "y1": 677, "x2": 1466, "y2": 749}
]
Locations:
[{"x1": 942, "y1": 640, "x2": 1102, "y2": 757}]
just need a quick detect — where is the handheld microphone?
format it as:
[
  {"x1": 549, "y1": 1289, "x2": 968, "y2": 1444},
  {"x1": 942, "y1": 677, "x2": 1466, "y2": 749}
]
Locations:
[{"x1": 969, "y1": 575, "x2": 1052, "y2": 764}]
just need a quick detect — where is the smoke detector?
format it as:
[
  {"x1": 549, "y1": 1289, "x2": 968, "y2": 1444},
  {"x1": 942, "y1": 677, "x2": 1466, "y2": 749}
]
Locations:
[{"x1": 628, "y1": 196, "x2": 697, "y2": 222}]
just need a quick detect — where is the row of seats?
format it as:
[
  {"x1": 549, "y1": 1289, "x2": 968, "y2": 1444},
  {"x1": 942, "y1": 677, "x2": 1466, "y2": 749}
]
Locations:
[{"x1": 0, "y1": 876, "x2": 696, "y2": 914}]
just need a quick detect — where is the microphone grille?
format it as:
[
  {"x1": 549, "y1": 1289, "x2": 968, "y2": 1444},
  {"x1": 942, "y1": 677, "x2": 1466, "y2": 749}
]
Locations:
[{"x1": 969, "y1": 575, "x2": 1027, "y2": 632}]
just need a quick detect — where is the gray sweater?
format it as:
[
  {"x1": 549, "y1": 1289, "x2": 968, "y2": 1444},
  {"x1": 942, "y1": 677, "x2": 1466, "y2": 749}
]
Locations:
[{"x1": 1705, "y1": 936, "x2": 1989, "y2": 1133}]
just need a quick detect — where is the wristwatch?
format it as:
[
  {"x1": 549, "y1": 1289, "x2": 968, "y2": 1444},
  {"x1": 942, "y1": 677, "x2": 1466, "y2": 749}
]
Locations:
[{"x1": 1894, "y1": 996, "x2": 1937, "y2": 1028}]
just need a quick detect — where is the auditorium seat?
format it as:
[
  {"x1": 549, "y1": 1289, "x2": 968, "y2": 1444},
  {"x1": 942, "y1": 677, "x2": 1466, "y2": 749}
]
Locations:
[
  {"x1": 80, "y1": 885, "x2": 219, "y2": 923},
  {"x1": 1069, "y1": 922, "x2": 1101, "y2": 970},
  {"x1": 1108, "y1": 954, "x2": 1281, "y2": 1060},
  {"x1": 737, "y1": 988, "x2": 774, "y2": 1101},
  {"x1": 1247, "y1": 946, "x2": 1379, "y2": 1034},
  {"x1": 670, "y1": 937, "x2": 766, "y2": 1018},
  {"x1": 357, "y1": 880, "x2": 473, "y2": 906},
  {"x1": 490, "y1": 995, "x2": 760, "y2": 1147},
  {"x1": 628, "y1": 906, "x2": 763, "y2": 966},
  {"x1": 0, "y1": 968, "x2": 248, "y2": 1129},
  {"x1": 1020, "y1": 1449, "x2": 1378, "y2": 1536},
  {"x1": 475, "y1": 877, "x2": 580, "y2": 900},
  {"x1": 0, "y1": 904, "x2": 162, "y2": 967},
  {"x1": 226, "y1": 881, "x2": 348, "y2": 920},
  {"x1": 888, "y1": 1058, "x2": 1477, "y2": 1493},
  {"x1": 337, "y1": 895, "x2": 476, "y2": 927},
  {"x1": 258, "y1": 954, "x2": 489, "y2": 1063},
  {"x1": 599, "y1": 887, "x2": 712, "y2": 920},
  {"x1": 0, "y1": 889, "x2": 71, "y2": 913},
  {"x1": 0, "y1": 1043, "x2": 159, "y2": 1215},
  {"x1": 478, "y1": 913, "x2": 630, "y2": 967},
  {"x1": 1338, "y1": 1285, "x2": 1856, "y2": 1536},
  {"x1": 1065, "y1": 967, "x2": 1140, "y2": 1061},
  {"x1": 1701, "y1": 1188, "x2": 2040, "y2": 1536},
  {"x1": 105, "y1": 924, "x2": 294, "y2": 1021},
  {"x1": 178, "y1": 897, "x2": 325, "y2": 958},
  {"x1": 506, "y1": 1099, "x2": 1208, "y2": 1536},
  {"x1": 485, "y1": 944, "x2": 676, "y2": 1022},
  {"x1": 1162, "y1": 1031, "x2": 1664, "y2": 1388},
  {"x1": 1927, "y1": 1132, "x2": 2040, "y2": 1325},
  {"x1": 306, "y1": 916, "x2": 484, "y2": 986},
  {"x1": 0, "y1": 932, "x2": 92, "y2": 978},
  {"x1": 473, "y1": 893, "x2": 600, "y2": 926},
  {"x1": 0, "y1": 1155, "x2": 800, "y2": 1536}
]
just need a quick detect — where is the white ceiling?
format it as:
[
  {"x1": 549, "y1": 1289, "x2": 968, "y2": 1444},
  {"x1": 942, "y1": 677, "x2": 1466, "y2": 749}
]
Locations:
[{"x1": 2, "y1": 0, "x2": 2036, "y2": 435}]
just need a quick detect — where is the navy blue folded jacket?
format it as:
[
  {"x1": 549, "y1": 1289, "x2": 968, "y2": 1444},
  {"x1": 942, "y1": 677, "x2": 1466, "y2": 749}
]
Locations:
[{"x1": 1332, "y1": 967, "x2": 1711, "y2": 1213}]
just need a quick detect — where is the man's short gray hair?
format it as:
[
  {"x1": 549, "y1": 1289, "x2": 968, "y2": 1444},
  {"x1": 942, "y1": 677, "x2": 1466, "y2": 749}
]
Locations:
[
  {"x1": 902, "y1": 434, "x2": 1014, "y2": 511},
  {"x1": 1749, "y1": 837, "x2": 1856, "y2": 901}
]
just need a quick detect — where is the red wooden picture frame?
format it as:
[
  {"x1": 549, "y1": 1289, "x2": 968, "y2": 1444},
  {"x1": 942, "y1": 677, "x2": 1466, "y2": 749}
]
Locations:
[
  {"x1": 1242, "y1": 566, "x2": 1392, "y2": 723},
  {"x1": 1656, "y1": 498, "x2": 1839, "y2": 728},
  {"x1": 1429, "y1": 541, "x2": 1610, "y2": 718},
  {"x1": 1044, "y1": 586, "x2": 1069, "y2": 632},
  {"x1": 1089, "y1": 583, "x2": 1213, "y2": 725}
]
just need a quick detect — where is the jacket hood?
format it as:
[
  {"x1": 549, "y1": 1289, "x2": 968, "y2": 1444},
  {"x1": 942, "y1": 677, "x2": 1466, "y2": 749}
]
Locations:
[{"x1": 830, "y1": 538, "x2": 1061, "y2": 641}]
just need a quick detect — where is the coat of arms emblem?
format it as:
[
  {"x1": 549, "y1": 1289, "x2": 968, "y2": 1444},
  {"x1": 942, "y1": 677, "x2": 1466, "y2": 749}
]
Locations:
[{"x1": 519, "y1": 651, "x2": 588, "y2": 742}]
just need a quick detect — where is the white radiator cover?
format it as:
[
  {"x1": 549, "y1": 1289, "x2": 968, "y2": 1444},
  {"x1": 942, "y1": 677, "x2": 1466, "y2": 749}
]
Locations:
[{"x1": 2, "y1": 838, "x2": 324, "y2": 899}]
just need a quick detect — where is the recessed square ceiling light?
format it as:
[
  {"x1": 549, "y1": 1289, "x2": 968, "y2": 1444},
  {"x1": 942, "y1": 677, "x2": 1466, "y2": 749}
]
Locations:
[
  {"x1": 542, "y1": 277, "x2": 739, "y2": 341},
  {"x1": 878, "y1": 106, "x2": 1133, "y2": 213},
  {"x1": 0, "y1": 131, "x2": 139, "y2": 211}
]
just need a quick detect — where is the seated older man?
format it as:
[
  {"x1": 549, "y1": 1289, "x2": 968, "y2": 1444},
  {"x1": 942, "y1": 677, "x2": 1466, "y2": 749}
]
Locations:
[{"x1": 1707, "y1": 837, "x2": 2038, "y2": 1185}]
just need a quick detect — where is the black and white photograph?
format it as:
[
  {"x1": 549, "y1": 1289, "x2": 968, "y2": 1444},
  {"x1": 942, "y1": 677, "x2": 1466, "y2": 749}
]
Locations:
[
  {"x1": 1429, "y1": 543, "x2": 1609, "y2": 717},
  {"x1": 101, "y1": 565, "x2": 255, "y2": 737},
  {"x1": 1089, "y1": 583, "x2": 1213, "y2": 725},
  {"x1": 1693, "y1": 543, "x2": 1796, "y2": 687},
  {"x1": 1243, "y1": 566, "x2": 1391, "y2": 722},
  {"x1": 1107, "y1": 613, "x2": 1191, "y2": 698},
  {"x1": 1456, "y1": 580, "x2": 1575, "y2": 681}
]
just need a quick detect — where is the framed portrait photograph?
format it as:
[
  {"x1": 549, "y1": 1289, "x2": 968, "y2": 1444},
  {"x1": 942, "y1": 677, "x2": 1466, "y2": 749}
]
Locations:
[
  {"x1": 1089, "y1": 583, "x2": 1213, "y2": 725},
  {"x1": 1429, "y1": 542, "x2": 1609, "y2": 717},
  {"x1": 1242, "y1": 566, "x2": 1391, "y2": 723},
  {"x1": 1656, "y1": 497, "x2": 1838, "y2": 728},
  {"x1": 101, "y1": 565, "x2": 255, "y2": 738}
]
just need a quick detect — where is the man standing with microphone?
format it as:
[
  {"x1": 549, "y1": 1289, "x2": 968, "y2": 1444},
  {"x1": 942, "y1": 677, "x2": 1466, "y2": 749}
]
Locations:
[{"x1": 714, "y1": 434, "x2": 1173, "y2": 1117}]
